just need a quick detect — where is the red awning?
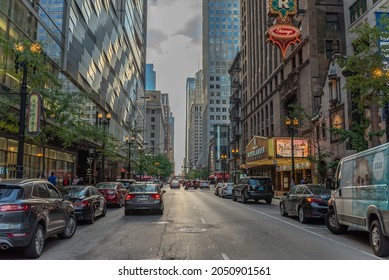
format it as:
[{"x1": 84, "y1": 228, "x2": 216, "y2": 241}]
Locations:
[
  {"x1": 209, "y1": 175, "x2": 215, "y2": 179},
  {"x1": 215, "y1": 173, "x2": 230, "y2": 179}
]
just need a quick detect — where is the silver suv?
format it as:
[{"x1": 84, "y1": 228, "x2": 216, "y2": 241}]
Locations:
[{"x1": 0, "y1": 179, "x2": 77, "y2": 258}]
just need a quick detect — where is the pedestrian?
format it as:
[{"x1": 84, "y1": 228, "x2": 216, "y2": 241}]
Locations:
[
  {"x1": 48, "y1": 172, "x2": 57, "y2": 186},
  {"x1": 77, "y1": 177, "x2": 84, "y2": 185},
  {"x1": 63, "y1": 175, "x2": 70, "y2": 186},
  {"x1": 301, "y1": 177, "x2": 307, "y2": 184},
  {"x1": 72, "y1": 176, "x2": 79, "y2": 185},
  {"x1": 290, "y1": 179, "x2": 295, "y2": 188}
]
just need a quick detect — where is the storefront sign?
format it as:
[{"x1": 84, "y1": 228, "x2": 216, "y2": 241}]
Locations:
[
  {"x1": 275, "y1": 138, "x2": 309, "y2": 158},
  {"x1": 268, "y1": 0, "x2": 298, "y2": 21},
  {"x1": 246, "y1": 136, "x2": 269, "y2": 163},
  {"x1": 27, "y1": 92, "x2": 41, "y2": 135},
  {"x1": 247, "y1": 147, "x2": 266, "y2": 158}
]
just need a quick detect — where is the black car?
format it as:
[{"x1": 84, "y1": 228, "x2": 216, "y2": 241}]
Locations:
[
  {"x1": 232, "y1": 176, "x2": 274, "y2": 204},
  {"x1": 0, "y1": 179, "x2": 77, "y2": 258},
  {"x1": 279, "y1": 184, "x2": 331, "y2": 223},
  {"x1": 124, "y1": 183, "x2": 165, "y2": 215},
  {"x1": 59, "y1": 185, "x2": 107, "y2": 224}
]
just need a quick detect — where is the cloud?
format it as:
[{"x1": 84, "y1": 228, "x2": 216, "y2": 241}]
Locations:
[
  {"x1": 147, "y1": 28, "x2": 169, "y2": 54},
  {"x1": 175, "y1": 15, "x2": 202, "y2": 46}
]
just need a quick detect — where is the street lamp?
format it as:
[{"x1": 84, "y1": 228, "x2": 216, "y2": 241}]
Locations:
[
  {"x1": 285, "y1": 117, "x2": 299, "y2": 185},
  {"x1": 221, "y1": 154, "x2": 227, "y2": 182},
  {"x1": 125, "y1": 135, "x2": 135, "y2": 179},
  {"x1": 231, "y1": 148, "x2": 239, "y2": 184},
  {"x1": 14, "y1": 42, "x2": 41, "y2": 178},
  {"x1": 97, "y1": 111, "x2": 111, "y2": 182}
]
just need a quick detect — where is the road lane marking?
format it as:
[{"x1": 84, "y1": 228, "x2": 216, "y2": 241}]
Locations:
[
  {"x1": 201, "y1": 218, "x2": 206, "y2": 224},
  {"x1": 235, "y1": 203, "x2": 381, "y2": 259},
  {"x1": 221, "y1": 253, "x2": 230, "y2": 260}
]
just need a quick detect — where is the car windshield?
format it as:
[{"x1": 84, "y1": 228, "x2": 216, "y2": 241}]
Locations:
[
  {"x1": 0, "y1": 186, "x2": 23, "y2": 202},
  {"x1": 307, "y1": 185, "x2": 331, "y2": 195},
  {"x1": 96, "y1": 183, "x2": 116, "y2": 189},
  {"x1": 130, "y1": 184, "x2": 158, "y2": 193},
  {"x1": 60, "y1": 186, "x2": 87, "y2": 197}
]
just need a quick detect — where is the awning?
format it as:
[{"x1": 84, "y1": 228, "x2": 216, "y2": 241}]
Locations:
[{"x1": 215, "y1": 172, "x2": 230, "y2": 179}]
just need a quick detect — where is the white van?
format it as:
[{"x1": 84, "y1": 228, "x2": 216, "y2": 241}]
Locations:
[{"x1": 325, "y1": 142, "x2": 389, "y2": 257}]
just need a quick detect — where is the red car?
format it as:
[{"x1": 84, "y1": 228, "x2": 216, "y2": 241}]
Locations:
[{"x1": 95, "y1": 182, "x2": 127, "y2": 207}]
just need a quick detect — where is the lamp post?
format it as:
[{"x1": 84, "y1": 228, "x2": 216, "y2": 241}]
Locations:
[
  {"x1": 285, "y1": 117, "x2": 299, "y2": 185},
  {"x1": 97, "y1": 111, "x2": 111, "y2": 182},
  {"x1": 221, "y1": 154, "x2": 227, "y2": 182},
  {"x1": 125, "y1": 135, "x2": 135, "y2": 179},
  {"x1": 138, "y1": 146, "x2": 145, "y2": 180},
  {"x1": 231, "y1": 148, "x2": 239, "y2": 184},
  {"x1": 14, "y1": 42, "x2": 41, "y2": 178}
]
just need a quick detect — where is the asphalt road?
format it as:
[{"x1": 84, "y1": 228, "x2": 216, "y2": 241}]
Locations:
[{"x1": 0, "y1": 186, "x2": 387, "y2": 260}]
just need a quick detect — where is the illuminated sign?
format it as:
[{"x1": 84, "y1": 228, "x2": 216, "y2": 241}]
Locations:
[
  {"x1": 268, "y1": 0, "x2": 298, "y2": 21},
  {"x1": 267, "y1": 0, "x2": 301, "y2": 58},
  {"x1": 275, "y1": 138, "x2": 308, "y2": 158},
  {"x1": 267, "y1": 24, "x2": 301, "y2": 58},
  {"x1": 27, "y1": 92, "x2": 41, "y2": 135}
]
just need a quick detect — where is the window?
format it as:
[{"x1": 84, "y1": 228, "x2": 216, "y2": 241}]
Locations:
[
  {"x1": 33, "y1": 184, "x2": 49, "y2": 198},
  {"x1": 151, "y1": 117, "x2": 155, "y2": 122},
  {"x1": 47, "y1": 185, "x2": 61, "y2": 199},
  {"x1": 326, "y1": 13, "x2": 339, "y2": 30},
  {"x1": 151, "y1": 133, "x2": 155, "y2": 138},
  {"x1": 151, "y1": 109, "x2": 156, "y2": 114},
  {"x1": 349, "y1": 0, "x2": 367, "y2": 24}
]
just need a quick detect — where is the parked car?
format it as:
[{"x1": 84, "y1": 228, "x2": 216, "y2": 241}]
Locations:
[
  {"x1": 116, "y1": 179, "x2": 137, "y2": 191},
  {"x1": 232, "y1": 176, "x2": 274, "y2": 204},
  {"x1": 59, "y1": 185, "x2": 107, "y2": 224},
  {"x1": 170, "y1": 180, "x2": 180, "y2": 189},
  {"x1": 0, "y1": 179, "x2": 77, "y2": 258},
  {"x1": 279, "y1": 184, "x2": 331, "y2": 223},
  {"x1": 218, "y1": 182, "x2": 234, "y2": 198},
  {"x1": 95, "y1": 182, "x2": 127, "y2": 207},
  {"x1": 214, "y1": 183, "x2": 223, "y2": 195},
  {"x1": 124, "y1": 183, "x2": 166, "y2": 215},
  {"x1": 200, "y1": 181, "x2": 210, "y2": 189}
]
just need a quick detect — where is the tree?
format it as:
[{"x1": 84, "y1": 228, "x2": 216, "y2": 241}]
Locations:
[
  {"x1": 333, "y1": 15, "x2": 389, "y2": 148},
  {"x1": 0, "y1": 36, "x2": 103, "y2": 176}
]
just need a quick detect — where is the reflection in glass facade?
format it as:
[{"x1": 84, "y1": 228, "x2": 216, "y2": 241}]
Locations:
[{"x1": 201, "y1": 0, "x2": 241, "y2": 168}]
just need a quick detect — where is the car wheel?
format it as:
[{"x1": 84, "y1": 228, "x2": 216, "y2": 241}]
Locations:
[
  {"x1": 298, "y1": 206, "x2": 308, "y2": 223},
  {"x1": 370, "y1": 220, "x2": 389, "y2": 257},
  {"x1": 241, "y1": 192, "x2": 247, "y2": 204},
  {"x1": 265, "y1": 199, "x2": 272, "y2": 204},
  {"x1": 87, "y1": 207, "x2": 95, "y2": 224},
  {"x1": 58, "y1": 213, "x2": 77, "y2": 239},
  {"x1": 325, "y1": 209, "x2": 348, "y2": 234},
  {"x1": 232, "y1": 193, "x2": 237, "y2": 201},
  {"x1": 158, "y1": 209, "x2": 164, "y2": 215},
  {"x1": 280, "y1": 203, "x2": 288, "y2": 217},
  {"x1": 24, "y1": 224, "x2": 45, "y2": 258},
  {"x1": 101, "y1": 204, "x2": 107, "y2": 217}
]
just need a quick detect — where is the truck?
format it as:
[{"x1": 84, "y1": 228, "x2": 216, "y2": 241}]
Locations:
[{"x1": 325, "y1": 142, "x2": 389, "y2": 257}]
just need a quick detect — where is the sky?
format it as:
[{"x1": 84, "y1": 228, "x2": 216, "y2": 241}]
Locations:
[{"x1": 147, "y1": 0, "x2": 202, "y2": 175}]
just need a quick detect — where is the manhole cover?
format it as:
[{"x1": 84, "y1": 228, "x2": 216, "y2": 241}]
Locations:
[{"x1": 179, "y1": 228, "x2": 207, "y2": 233}]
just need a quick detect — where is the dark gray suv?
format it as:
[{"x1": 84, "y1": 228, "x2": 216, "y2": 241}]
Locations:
[
  {"x1": 0, "y1": 179, "x2": 77, "y2": 258},
  {"x1": 232, "y1": 176, "x2": 274, "y2": 204}
]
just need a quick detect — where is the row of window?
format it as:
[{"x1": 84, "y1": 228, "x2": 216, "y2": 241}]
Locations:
[{"x1": 209, "y1": 2, "x2": 239, "y2": 8}]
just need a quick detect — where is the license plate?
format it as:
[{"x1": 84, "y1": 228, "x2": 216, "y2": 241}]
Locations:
[
  {"x1": 257, "y1": 187, "x2": 264, "y2": 191},
  {"x1": 138, "y1": 197, "x2": 148, "y2": 202}
]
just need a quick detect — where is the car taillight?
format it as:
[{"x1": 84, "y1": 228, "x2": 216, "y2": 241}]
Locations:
[
  {"x1": 126, "y1": 194, "x2": 135, "y2": 200},
  {"x1": 74, "y1": 200, "x2": 89, "y2": 207},
  {"x1": 0, "y1": 204, "x2": 30, "y2": 212},
  {"x1": 151, "y1": 194, "x2": 161, "y2": 200},
  {"x1": 306, "y1": 197, "x2": 322, "y2": 203}
]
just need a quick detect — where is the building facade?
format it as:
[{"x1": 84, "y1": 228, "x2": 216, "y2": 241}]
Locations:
[
  {"x1": 146, "y1": 63, "x2": 156, "y2": 90},
  {"x1": 201, "y1": 0, "x2": 241, "y2": 170}
]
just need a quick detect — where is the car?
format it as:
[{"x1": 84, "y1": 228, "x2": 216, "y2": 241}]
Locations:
[
  {"x1": 124, "y1": 183, "x2": 166, "y2": 215},
  {"x1": 59, "y1": 185, "x2": 107, "y2": 224},
  {"x1": 95, "y1": 182, "x2": 127, "y2": 207},
  {"x1": 232, "y1": 176, "x2": 274, "y2": 204},
  {"x1": 0, "y1": 178, "x2": 77, "y2": 258},
  {"x1": 279, "y1": 184, "x2": 331, "y2": 223},
  {"x1": 170, "y1": 180, "x2": 180, "y2": 189},
  {"x1": 116, "y1": 179, "x2": 137, "y2": 191},
  {"x1": 214, "y1": 183, "x2": 223, "y2": 195},
  {"x1": 146, "y1": 179, "x2": 164, "y2": 189},
  {"x1": 218, "y1": 182, "x2": 234, "y2": 198},
  {"x1": 200, "y1": 181, "x2": 210, "y2": 189}
]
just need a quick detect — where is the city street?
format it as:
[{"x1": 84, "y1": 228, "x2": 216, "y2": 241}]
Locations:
[{"x1": 0, "y1": 186, "x2": 386, "y2": 260}]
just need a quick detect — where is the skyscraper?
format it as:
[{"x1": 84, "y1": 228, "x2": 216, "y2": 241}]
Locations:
[
  {"x1": 185, "y1": 77, "x2": 196, "y2": 174},
  {"x1": 146, "y1": 64, "x2": 157, "y2": 90},
  {"x1": 201, "y1": 0, "x2": 241, "y2": 170}
]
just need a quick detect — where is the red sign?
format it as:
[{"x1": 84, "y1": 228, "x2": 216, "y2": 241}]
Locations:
[{"x1": 267, "y1": 24, "x2": 301, "y2": 58}]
